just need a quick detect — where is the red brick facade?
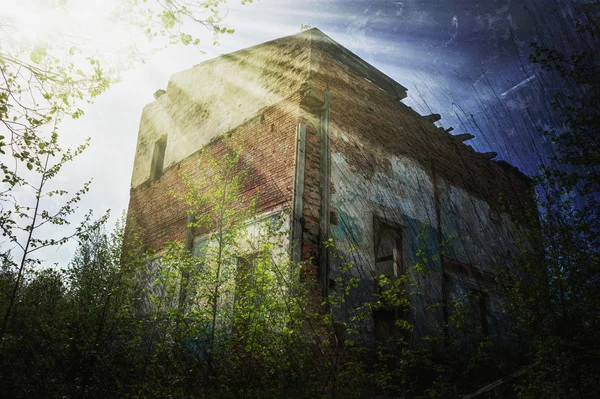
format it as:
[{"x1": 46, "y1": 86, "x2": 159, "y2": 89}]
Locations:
[{"x1": 126, "y1": 93, "x2": 302, "y2": 252}]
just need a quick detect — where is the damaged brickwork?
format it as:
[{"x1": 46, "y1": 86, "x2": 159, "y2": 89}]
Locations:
[
  {"x1": 125, "y1": 28, "x2": 535, "y2": 344},
  {"x1": 127, "y1": 94, "x2": 301, "y2": 251}
]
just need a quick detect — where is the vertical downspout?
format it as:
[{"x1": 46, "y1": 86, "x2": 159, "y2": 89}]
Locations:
[
  {"x1": 319, "y1": 91, "x2": 331, "y2": 297},
  {"x1": 291, "y1": 124, "x2": 307, "y2": 265},
  {"x1": 432, "y1": 165, "x2": 449, "y2": 341}
]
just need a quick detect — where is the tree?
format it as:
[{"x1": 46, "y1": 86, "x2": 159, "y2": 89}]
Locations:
[
  {"x1": 500, "y1": 2, "x2": 600, "y2": 397},
  {"x1": 0, "y1": 136, "x2": 97, "y2": 346},
  {"x1": 166, "y1": 131, "x2": 312, "y2": 394},
  {"x1": 0, "y1": 215, "x2": 143, "y2": 397},
  {"x1": 178, "y1": 133, "x2": 259, "y2": 349},
  {"x1": 529, "y1": 1, "x2": 600, "y2": 196},
  {"x1": 0, "y1": 0, "x2": 251, "y2": 352}
]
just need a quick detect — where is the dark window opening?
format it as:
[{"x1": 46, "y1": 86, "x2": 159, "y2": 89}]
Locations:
[
  {"x1": 151, "y1": 136, "x2": 167, "y2": 180},
  {"x1": 374, "y1": 219, "x2": 403, "y2": 279},
  {"x1": 373, "y1": 308, "x2": 398, "y2": 342},
  {"x1": 235, "y1": 253, "x2": 258, "y2": 305},
  {"x1": 233, "y1": 253, "x2": 259, "y2": 337},
  {"x1": 372, "y1": 217, "x2": 406, "y2": 343},
  {"x1": 468, "y1": 289, "x2": 489, "y2": 337}
]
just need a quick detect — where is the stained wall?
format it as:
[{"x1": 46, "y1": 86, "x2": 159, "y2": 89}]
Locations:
[{"x1": 301, "y1": 30, "x2": 533, "y2": 342}]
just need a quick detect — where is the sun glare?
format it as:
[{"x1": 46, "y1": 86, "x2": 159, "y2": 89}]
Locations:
[
  {"x1": 2, "y1": 0, "x2": 156, "y2": 72},
  {"x1": 4, "y1": 1, "x2": 115, "y2": 44}
]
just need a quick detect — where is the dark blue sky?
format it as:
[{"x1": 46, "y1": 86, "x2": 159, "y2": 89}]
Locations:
[{"x1": 289, "y1": 0, "x2": 593, "y2": 177}]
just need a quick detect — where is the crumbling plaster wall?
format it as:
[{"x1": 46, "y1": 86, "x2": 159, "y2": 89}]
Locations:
[
  {"x1": 304, "y1": 31, "x2": 533, "y2": 341},
  {"x1": 330, "y1": 152, "x2": 443, "y2": 341},
  {"x1": 439, "y1": 184, "x2": 525, "y2": 268}
]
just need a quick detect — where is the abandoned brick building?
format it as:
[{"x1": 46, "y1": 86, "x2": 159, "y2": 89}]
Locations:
[{"x1": 126, "y1": 28, "x2": 533, "y2": 343}]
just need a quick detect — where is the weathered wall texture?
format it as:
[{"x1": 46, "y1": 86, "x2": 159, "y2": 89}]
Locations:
[
  {"x1": 126, "y1": 28, "x2": 534, "y2": 344},
  {"x1": 299, "y1": 30, "x2": 533, "y2": 342},
  {"x1": 127, "y1": 94, "x2": 301, "y2": 251},
  {"x1": 130, "y1": 32, "x2": 313, "y2": 188}
]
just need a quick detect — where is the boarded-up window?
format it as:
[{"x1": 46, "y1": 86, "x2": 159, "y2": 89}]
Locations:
[{"x1": 374, "y1": 219, "x2": 403, "y2": 279}]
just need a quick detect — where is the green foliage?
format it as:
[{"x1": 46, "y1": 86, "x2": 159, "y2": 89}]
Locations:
[
  {"x1": 496, "y1": 2, "x2": 600, "y2": 398},
  {"x1": 529, "y1": 2, "x2": 600, "y2": 196},
  {"x1": 0, "y1": 139, "x2": 515, "y2": 398},
  {"x1": 0, "y1": 2, "x2": 252, "y2": 395},
  {"x1": 0, "y1": 216, "x2": 142, "y2": 397}
]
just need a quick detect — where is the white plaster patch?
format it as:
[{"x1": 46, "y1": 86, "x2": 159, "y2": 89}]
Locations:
[{"x1": 331, "y1": 153, "x2": 436, "y2": 225}]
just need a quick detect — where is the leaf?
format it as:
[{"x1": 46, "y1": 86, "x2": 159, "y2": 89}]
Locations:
[
  {"x1": 29, "y1": 45, "x2": 47, "y2": 64},
  {"x1": 30, "y1": 52, "x2": 43, "y2": 64},
  {"x1": 27, "y1": 163, "x2": 33, "y2": 170},
  {"x1": 161, "y1": 11, "x2": 177, "y2": 29}
]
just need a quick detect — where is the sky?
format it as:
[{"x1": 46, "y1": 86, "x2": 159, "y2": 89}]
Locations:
[{"x1": 2, "y1": 0, "x2": 592, "y2": 266}]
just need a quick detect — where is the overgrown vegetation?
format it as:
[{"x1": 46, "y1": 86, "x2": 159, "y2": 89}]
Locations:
[
  {"x1": 495, "y1": 2, "x2": 600, "y2": 397},
  {"x1": 0, "y1": 132, "x2": 538, "y2": 398},
  {"x1": 1, "y1": 1, "x2": 598, "y2": 398}
]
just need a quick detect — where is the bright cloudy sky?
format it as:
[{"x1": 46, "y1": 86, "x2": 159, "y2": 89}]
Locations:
[{"x1": 2, "y1": 0, "x2": 586, "y2": 266}]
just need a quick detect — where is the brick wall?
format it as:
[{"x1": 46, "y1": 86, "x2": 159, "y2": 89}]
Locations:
[{"x1": 126, "y1": 94, "x2": 301, "y2": 252}]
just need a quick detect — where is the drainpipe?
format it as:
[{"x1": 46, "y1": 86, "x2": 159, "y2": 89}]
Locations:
[
  {"x1": 319, "y1": 90, "x2": 332, "y2": 298},
  {"x1": 291, "y1": 124, "x2": 307, "y2": 266},
  {"x1": 432, "y1": 165, "x2": 449, "y2": 342}
]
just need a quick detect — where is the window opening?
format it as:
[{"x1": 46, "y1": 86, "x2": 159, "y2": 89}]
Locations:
[
  {"x1": 234, "y1": 253, "x2": 258, "y2": 305},
  {"x1": 468, "y1": 288, "x2": 489, "y2": 336},
  {"x1": 372, "y1": 217, "x2": 406, "y2": 343},
  {"x1": 151, "y1": 136, "x2": 167, "y2": 180},
  {"x1": 374, "y1": 220, "x2": 403, "y2": 278}
]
